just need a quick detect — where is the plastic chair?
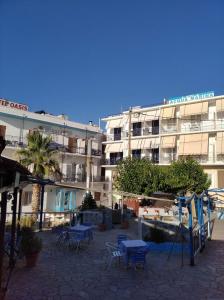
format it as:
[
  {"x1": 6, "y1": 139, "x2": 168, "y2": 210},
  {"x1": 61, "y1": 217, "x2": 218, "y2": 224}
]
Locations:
[
  {"x1": 69, "y1": 232, "x2": 86, "y2": 251},
  {"x1": 105, "y1": 242, "x2": 124, "y2": 269},
  {"x1": 117, "y1": 234, "x2": 128, "y2": 246},
  {"x1": 130, "y1": 250, "x2": 147, "y2": 270},
  {"x1": 82, "y1": 222, "x2": 92, "y2": 227}
]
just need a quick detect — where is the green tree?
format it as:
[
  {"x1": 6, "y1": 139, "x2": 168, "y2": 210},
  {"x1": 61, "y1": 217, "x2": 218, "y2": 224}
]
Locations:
[
  {"x1": 114, "y1": 157, "x2": 158, "y2": 196},
  {"x1": 18, "y1": 131, "x2": 61, "y2": 215},
  {"x1": 80, "y1": 192, "x2": 97, "y2": 210},
  {"x1": 114, "y1": 157, "x2": 210, "y2": 197},
  {"x1": 165, "y1": 158, "x2": 211, "y2": 195}
]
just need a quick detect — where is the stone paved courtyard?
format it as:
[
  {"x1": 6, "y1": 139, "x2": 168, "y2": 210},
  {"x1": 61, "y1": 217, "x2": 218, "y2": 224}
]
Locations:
[{"x1": 4, "y1": 220, "x2": 224, "y2": 300}]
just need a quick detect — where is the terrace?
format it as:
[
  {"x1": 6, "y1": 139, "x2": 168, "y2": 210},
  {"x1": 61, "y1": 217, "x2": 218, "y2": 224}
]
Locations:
[{"x1": 3, "y1": 219, "x2": 224, "y2": 300}]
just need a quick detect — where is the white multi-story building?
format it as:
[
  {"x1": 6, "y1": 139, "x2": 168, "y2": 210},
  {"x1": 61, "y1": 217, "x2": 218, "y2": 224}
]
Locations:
[
  {"x1": 101, "y1": 91, "x2": 224, "y2": 191},
  {"x1": 0, "y1": 98, "x2": 104, "y2": 213}
]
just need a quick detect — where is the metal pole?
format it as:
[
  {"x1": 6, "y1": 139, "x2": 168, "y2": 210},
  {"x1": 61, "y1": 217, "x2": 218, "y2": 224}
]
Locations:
[
  {"x1": 9, "y1": 187, "x2": 18, "y2": 268},
  {"x1": 39, "y1": 185, "x2": 45, "y2": 231},
  {"x1": 0, "y1": 191, "x2": 8, "y2": 291},
  {"x1": 128, "y1": 107, "x2": 132, "y2": 157},
  {"x1": 196, "y1": 197, "x2": 201, "y2": 250},
  {"x1": 188, "y1": 202, "x2": 195, "y2": 266},
  {"x1": 17, "y1": 189, "x2": 23, "y2": 237},
  {"x1": 178, "y1": 198, "x2": 183, "y2": 223},
  {"x1": 207, "y1": 196, "x2": 211, "y2": 240}
]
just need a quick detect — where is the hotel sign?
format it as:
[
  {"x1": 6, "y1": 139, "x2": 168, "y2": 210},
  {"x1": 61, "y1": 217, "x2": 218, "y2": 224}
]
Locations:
[
  {"x1": 167, "y1": 91, "x2": 214, "y2": 105},
  {"x1": 0, "y1": 99, "x2": 29, "y2": 111}
]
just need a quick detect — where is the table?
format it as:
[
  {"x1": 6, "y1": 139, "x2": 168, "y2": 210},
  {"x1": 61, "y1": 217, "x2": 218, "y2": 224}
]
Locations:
[
  {"x1": 69, "y1": 225, "x2": 93, "y2": 240},
  {"x1": 121, "y1": 240, "x2": 147, "y2": 266}
]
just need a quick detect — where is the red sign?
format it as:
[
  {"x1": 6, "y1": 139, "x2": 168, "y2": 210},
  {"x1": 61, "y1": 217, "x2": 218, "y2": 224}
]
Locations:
[{"x1": 0, "y1": 99, "x2": 28, "y2": 111}]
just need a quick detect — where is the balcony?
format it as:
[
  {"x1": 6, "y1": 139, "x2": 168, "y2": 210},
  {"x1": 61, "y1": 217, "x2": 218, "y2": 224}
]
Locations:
[
  {"x1": 181, "y1": 121, "x2": 216, "y2": 133},
  {"x1": 5, "y1": 136, "x2": 101, "y2": 156}
]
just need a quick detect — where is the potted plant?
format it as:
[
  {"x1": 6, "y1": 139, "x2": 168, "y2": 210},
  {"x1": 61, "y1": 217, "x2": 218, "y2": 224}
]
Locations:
[
  {"x1": 20, "y1": 227, "x2": 42, "y2": 267},
  {"x1": 98, "y1": 223, "x2": 106, "y2": 231},
  {"x1": 121, "y1": 220, "x2": 129, "y2": 229}
]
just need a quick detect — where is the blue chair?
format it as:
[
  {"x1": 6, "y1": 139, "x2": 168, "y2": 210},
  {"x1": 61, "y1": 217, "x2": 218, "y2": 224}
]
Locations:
[
  {"x1": 117, "y1": 234, "x2": 128, "y2": 246},
  {"x1": 82, "y1": 222, "x2": 92, "y2": 227},
  {"x1": 105, "y1": 242, "x2": 125, "y2": 269},
  {"x1": 69, "y1": 231, "x2": 86, "y2": 251},
  {"x1": 130, "y1": 250, "x2": 147, "y2": 270}
]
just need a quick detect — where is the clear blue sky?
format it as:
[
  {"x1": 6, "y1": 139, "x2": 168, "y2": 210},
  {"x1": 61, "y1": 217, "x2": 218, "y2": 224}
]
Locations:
[{"x1": 0, "y1": 0, "x2": 224, "y2": 125}]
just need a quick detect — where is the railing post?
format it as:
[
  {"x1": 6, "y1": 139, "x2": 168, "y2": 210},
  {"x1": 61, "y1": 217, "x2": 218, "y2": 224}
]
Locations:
[
  {"x1": 196, "y1": 197, "x2": 201, "y2": 251},
  {"x1": 138, "y1": 217, "x2": 143, "y2": 239},
  {"x1": 207, "y1": 196, "x2": 211, "y2": 240},
  {"x1": 17, "y1": 189, "x2": 23, "y2": 237},
  {"x1": 188, "y1": 202, "x2": 195, "y2": 266}
]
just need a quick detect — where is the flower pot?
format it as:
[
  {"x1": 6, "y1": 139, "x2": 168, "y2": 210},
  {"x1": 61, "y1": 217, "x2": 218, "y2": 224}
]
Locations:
[
  {"x1": 98, "y1": 224, "x2": 106, "y2": 231},
  {"x1": 25, "y1": 252, "x2": 40, "y2": 267},
  {"x1": 121, "y1": 221, "x2": 129, "y2": 229}
]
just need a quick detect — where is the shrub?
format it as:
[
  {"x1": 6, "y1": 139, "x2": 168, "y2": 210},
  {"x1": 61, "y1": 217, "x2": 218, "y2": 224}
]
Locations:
[
  {"x1": 80, "y1": 192, "x2": 97, "y2": 210},
  {"x1": 19, "y1": 215, "x2": 35, "y2": 228},
  {"x1": 143, "y1": 226, "x2": 166, "y2": 243}
]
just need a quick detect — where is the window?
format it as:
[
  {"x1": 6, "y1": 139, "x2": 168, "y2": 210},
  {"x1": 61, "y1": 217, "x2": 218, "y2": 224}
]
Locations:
[
  {"x1": 114, "y1": 127, "x2": 121, "y2": 140},
  {"x1": 152, "y1": 120, "x2": 159, "y2": 135},
  {"x1": 133, "y1": 122, "x2": 142, "y2": 136},
  {"x1": 22, "y1": 192, "x2": 32, "y2": 206},
  {"x1": 110, "y1": 152, "x2": 123, "y2": 165},
  {"x1": 151, "y1": 149, "x2": 159, "y2": 163},
  {"x1": 132, "y1": 149, "x2": 141, "y2": 159}
]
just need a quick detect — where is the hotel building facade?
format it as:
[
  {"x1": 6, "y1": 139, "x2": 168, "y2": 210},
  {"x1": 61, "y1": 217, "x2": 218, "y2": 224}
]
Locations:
[
  {"x1": 0, "y1": 98, "x2": 104, "y2": 214},
  {"x1": 102, "y1": 92, "x2": 224, "y2": 191}
]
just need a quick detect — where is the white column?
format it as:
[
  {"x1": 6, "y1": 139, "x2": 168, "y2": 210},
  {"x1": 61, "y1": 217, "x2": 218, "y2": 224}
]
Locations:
[{"x1": 86, "y1": 139, "x2": 92, "y2": 190}]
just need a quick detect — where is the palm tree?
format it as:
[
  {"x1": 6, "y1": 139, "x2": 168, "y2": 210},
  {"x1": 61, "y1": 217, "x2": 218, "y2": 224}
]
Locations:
[{"x1": 18, "y1": 131, "x2": 61, "y2": 215}]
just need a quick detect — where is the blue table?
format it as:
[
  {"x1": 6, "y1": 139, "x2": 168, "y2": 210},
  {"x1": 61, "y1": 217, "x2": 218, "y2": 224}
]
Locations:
[
  {"x1": 69, "y1": 225, "x2": 93, "y2": 241},
  {"x1": 121, "y1": 240, "x2": 147, "y2": 266}
]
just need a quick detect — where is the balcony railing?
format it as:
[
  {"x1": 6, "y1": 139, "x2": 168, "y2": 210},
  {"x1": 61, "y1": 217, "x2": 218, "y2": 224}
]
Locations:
[
  {"x1": 102, "y1": 158, "x2": 123, "y2": 165},
  {"x1": 160, "y1": 154, "x2": 177, "y2": 164},
  {"x1": 5, "y1": 135, "x2": 27, "y2": 148},
  {"x1": 142, "y1": 127, "x2": 159, "y2": 135},
  {"x1": 160, "y1": 126, "x2": 177, "y2": 134},
  {"x1": 106, "y1": 132, "x2": 126, "y2": 141},
  {"x1": 144, "y1": 156, "x2": 159, "y2": 164}
]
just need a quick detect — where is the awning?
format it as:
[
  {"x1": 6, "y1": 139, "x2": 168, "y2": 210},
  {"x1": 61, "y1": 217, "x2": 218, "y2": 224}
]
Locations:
[
  {"x1": 105, "y1": 143, "x2": 123, "y2": 153},
  {"x1": 131, "y1": 110, "x2": 159, "y2": 122},
  {"x1": 217, "y1": 132, "x2": 224, "y2": 154},
  {"x1": 161, "y1": 136, "x2": 176, "y2": 148},
  {"x1": 130, "y1": 138, "x2": 159, "y2": 149},
  {"x1": 178, "y1": 133, "x2": 208, "y2": 155},
  {"x1": 179, "y1": 102, "x2": 208, "y2": 117},
  {"x1": 160, "y1": 107, "x2": 175, "y2": 119},
  {"x1": 107, "y1": 118, "x2": 122, "y2": 128},
  {"x1": 216, "y1": 99, "x2": 224, "y2": 113}
]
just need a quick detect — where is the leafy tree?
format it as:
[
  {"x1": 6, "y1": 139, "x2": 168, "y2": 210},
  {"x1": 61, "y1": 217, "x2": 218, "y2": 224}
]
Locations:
[
  {"x1": 80, "y1": 192, "x2": 97, "y2": 210},
  {"x1": 114, "y1": 157, "x2": 210, "y2": 196},
  {"x1": 114, "y1": 157, "x2": 157, "y2": 195},
  {"x1": 18, "y1": 131, "x2": 61, "y2": 215},
  {"x1": 165, "y1": 158, "x2": 211, "y2": 195}
]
